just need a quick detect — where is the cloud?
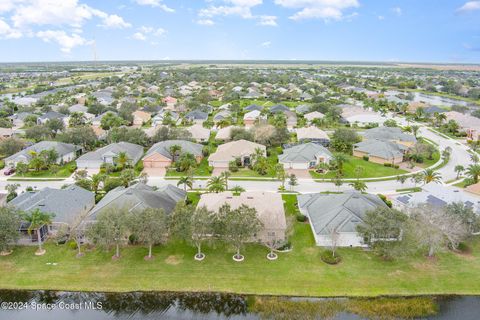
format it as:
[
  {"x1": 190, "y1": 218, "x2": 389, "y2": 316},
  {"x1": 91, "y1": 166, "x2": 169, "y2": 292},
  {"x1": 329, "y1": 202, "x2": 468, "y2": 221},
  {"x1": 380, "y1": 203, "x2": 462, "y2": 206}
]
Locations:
[
  {"x1": 133, "y1": 0, "x2": 175, "y2": 12},
  {"x1": 132, "y1": 32, "x2": 147, "y2": 41},
  {"x1": 36, "y1": 30, "x2": 90, "y2": 53},
  {"x1": 457, "y1": 1, "x2": 480, "y2": 12},
  {"x1": 261, "y1": 41, "x2": 272, "y2": 48},
  {"x1": 377, "y1": 15, "x2": 385, "y2": 20},
  {"x1": 97, "y1": 14, "x2": 131, "y2": 29},
  {"x1": 197, "y1": 19, "x2": 215, "y2": 26},
  {"x1": 258, "y1": 15, "x2": 278, "y2": 26},
  {"x1": 199, "y1": 0, "x2": 262, "y2": 19},
  {"x1": 0, "y1": 0, "x2": 131, "y2": 52},
  {"x1": 392, "y1": 6, "x2": 402, "y2": 16},
  {"x1": 132, "y1": 26, "x2": 166, "y2": 41},
  {"x1": 274, "y1": 0, "x2": 359, "y2": 21},
  {"x1": 0, "y1": 18, "x2": 22, "y2": 39}
]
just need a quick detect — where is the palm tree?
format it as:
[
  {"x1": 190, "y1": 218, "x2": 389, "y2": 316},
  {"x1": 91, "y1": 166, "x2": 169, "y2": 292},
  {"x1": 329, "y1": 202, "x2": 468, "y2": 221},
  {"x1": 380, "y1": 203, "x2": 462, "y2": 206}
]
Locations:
[
  {"x1": 217, "y1": 119, "x2": 231, "y2": 128},
  {"x1": 253, "y1": 157, "x2": 270, "y2": 175},
  {"x1": 410, "y1": 125, "x2": 420, "y2": 138},
  {"x1": 434, "y1": 112, "x2": 447, "y2": 127},
  {"x1": 207, "y1": 176, "x2": 225, "y2": 193},
  {"x1": 231, "y1": 185, "x2": 245, "y2": 195},
  {"x1": 467, "y1": 164, "x2": 480, "y2": 183},
  {"x1": 455, "y1": 165, "x2": 465, "y2": 179},
  {"x1": 251, "y1": 147, "x2": 265, "y2": 165},
  {"x1": 421, "y1": 168, "x2": 442, "y2": 185},
  {"x1": 23, "y1": 209, "x2": 54, "y2": 255},
  {"x1": 221, "y1": 171, "x2": 231, "y2": 190},
  {"x1": 116, "y1": 151, "x2": 130, "y2": 169},
  {"x1": 91, "y1": 173, "x2": 106, "y2": 195},
  {"x1": 29, "y1": 154, "x2": 46, "y2": 172},
  {"x1": 177, "y1": 176, "x2": 193, "y2": 191},
  {"x1": 332, "y1": 153, "x2": 348, "y2": 175},
  {"x1": 169, "y1": 145, "x2": 182, "y2": 163},
  {"x1": 349, "y1": 180, "x2": 367, "y2": 192}
]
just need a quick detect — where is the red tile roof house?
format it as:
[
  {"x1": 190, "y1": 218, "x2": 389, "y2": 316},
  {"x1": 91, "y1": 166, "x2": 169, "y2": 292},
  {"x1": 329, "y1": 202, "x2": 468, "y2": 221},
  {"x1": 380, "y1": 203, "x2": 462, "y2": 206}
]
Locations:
[{"x1": 143, "y1": 140, "x2": 204, "y2": 169}]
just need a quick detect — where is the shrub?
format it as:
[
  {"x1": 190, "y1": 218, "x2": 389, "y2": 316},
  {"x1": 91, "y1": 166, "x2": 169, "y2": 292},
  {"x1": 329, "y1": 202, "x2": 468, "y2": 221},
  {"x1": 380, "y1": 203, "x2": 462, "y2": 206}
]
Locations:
[
  {"x1": 68, "y1": 163, "x2": 77, "y2": 173},
  {"x1": 67, "y1": 240, "x2": 77, "y2": 250},
  {"x1": 135, "y1": 161, "x2": 144, "y2": 172},
  {"x1": 296, "y1": 214, "x2": 307, "y2": 222},
  {"x1": 0, "y1": 160, "x2": 4, "y2": 170},
  {"x1": 321, "y1": 250, "x2": 341, "y2": 265},
  {"x1": 393, "y1": 165, "x2": 400, "y2": 169},
  {"x1": 362, "y1": 155, "x2": 369, "y2": 161},
  {"x1": 457, "y1": 242, "x2": 471, "y2": 253},
  {"x1": 377, "y1": 194, "x2": 393, "y2": 208},
  {"x1": 229, "y1": 160, "x2": 239, "y2": 172},
  {"x1": 383, "y1": 163, "x2": 392, "y2": 167}
]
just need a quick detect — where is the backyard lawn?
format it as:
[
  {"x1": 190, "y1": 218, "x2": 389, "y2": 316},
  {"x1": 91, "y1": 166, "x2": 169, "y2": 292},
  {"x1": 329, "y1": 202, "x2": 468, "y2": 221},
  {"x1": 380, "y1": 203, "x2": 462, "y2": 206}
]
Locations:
[
  {"x1": 14, "y1": 161, "x2": 77, "y2": 178},
  {"x1": 310, "y1": 155, "x2": 407, "y2": 179},
  {"x1": 1, "y1": 194, "x2": 480, "y2": 296}
]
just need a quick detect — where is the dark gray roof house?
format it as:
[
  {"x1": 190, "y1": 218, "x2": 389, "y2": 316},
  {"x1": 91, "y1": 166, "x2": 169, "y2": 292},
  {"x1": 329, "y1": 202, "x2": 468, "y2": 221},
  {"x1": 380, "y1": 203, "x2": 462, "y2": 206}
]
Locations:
[
  {"x1": 88, "y1": 183, "x2": 186, "y2": 219},
  {"x1": 213, "y1": 110, "x2": 231, "y2": 122},
  {"x1": 354, "y1": 139, "x2": 408, "y2": 162},
  {"x1": 244, "y1": 104, "x2": 263, "y2": 112},
  {"x1": 279, "y1": 142, "x2": 333, "y2": 169},
  {"x1": 269, "y1": 104, "x2": 290, "y2": 114},
  {"x1": 144, "y1": 140, "x2": 203, "y2": 160},
  {"x1": 362, "y1": 127, "x2": 417, "y2": 144},
  {"x1": 76, "y1": 142, "x2": 144, "y2": 169},
  {"x1": 423, "y1": 106, "x2": 446, "y2": 114},
  {"x1": 37, "y1": 111, "x2": 67, "y2": 124},
  {"x1": 185, "y1": 110, "x2": 208, "y2": 122},
  {"x1": 296, "y1": 104, "x2": 311, "y2": 114},
  {"x1": 10, "y1": 185, "x2": 95, "y2": 225},
  {"x1": 298, "y1": 192, "x2": 388, "y2": 247},
  {"x1": 4, "y1": 141, "x2": 82, "y2": 167}
]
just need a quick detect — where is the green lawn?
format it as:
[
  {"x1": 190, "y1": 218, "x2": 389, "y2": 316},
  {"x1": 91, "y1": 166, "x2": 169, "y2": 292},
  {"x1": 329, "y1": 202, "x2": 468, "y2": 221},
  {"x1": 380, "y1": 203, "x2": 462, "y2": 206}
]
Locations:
[
  {"x1": 165, "y1": 158, "x2": 212, "y2": 177},
  {"x1": 1, "y1": 194, "x2": 480, "y2": 296},
  {"x1": 15, "y1": 161, "x2": 77, "y2": 178},
  {"x1": 310, "y1": 155, "x2": 407, "y2": 179},
  {"x1": 230, "y1": 147, "x2": 281, "y2": 178}
]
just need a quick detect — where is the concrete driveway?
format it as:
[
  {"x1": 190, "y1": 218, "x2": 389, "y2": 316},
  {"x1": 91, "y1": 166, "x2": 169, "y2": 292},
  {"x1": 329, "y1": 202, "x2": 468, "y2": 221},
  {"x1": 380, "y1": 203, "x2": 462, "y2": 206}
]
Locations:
[
  {"x1": 143, "y1": 167, "x2": 166, "y2": 177},
  {"x1": 286, "y1": 169, "x2": 311, "y2": 179}
]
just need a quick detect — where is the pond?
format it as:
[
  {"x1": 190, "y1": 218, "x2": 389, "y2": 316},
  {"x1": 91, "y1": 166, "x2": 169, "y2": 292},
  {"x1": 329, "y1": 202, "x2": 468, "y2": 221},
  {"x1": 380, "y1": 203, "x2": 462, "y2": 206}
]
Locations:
[
  {"x1": 0, "y1": 290, "x2": 479, "y2": 320},
  {"x1": 385, "y1": 90, "x2": 473, "y2": 108}
]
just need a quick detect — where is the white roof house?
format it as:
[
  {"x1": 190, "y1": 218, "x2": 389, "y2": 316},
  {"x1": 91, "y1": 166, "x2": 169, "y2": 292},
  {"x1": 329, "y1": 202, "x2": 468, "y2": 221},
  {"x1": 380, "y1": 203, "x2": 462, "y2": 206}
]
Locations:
[
  {"x1": 208, "y1": 139, "x2": 266, "y2": 168},
  {"x1": 187, "y1": 124, "x2": 211, "y2": 142}
]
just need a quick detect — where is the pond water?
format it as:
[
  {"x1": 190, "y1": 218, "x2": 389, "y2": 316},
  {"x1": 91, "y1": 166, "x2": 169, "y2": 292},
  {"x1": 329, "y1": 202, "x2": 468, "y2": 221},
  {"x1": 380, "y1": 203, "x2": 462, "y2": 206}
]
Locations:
[
  {"x1": 385, "y1": 90, "x2": 472, "y2": 108},
  {"x1": 0, "y1": 291, "x2": 479, "y2": 320}
]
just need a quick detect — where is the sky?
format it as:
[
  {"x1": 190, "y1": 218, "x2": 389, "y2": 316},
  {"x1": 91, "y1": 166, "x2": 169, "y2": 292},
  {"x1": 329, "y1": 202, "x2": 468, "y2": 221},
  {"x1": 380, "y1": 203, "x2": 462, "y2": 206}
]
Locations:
[{"x1": 0, "y1": 0, "x2": 479, "y2": 63}]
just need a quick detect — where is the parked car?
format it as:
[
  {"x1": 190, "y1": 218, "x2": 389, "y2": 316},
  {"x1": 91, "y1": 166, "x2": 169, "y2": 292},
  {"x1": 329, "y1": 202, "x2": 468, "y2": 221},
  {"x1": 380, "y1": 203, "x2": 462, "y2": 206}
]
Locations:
[{"x1": 4, "y1": 167, "x2": 15, "y2": 176}]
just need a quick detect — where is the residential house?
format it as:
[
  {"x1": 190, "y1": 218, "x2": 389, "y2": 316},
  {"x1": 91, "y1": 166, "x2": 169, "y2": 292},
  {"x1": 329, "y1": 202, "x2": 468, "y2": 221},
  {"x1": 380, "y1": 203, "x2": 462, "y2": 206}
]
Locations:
[
  {"x1": 197, "y1": 192, "x2": 287, "y2": 243},
  {"x1": 187, "y1": 124, "x2": 211, "y2": 142},
  {"x1": 0, "y1": 128, "x2": 14, "y2": 140},
  {"x1": 91, "y1": 111, "x2": 118, "y2": 127},
  {"x1": 296, "y1": 104, "x2": 311, "y2": 114},
  {"x1": 304, "y1": 111, "x2": 325, "y2": 123},
  {"x1": 162, "y1": 96, "x2": 178, "y2": 110},
  {"x1": 88, "y1": 183, "x2": 186, "y2": 219},
  {"x1": 215, "y1": 125, "x2": 238, "y2": 141},
  {"x1": 362, "y1": 126, "x2": 417, "y2": 148},
  {"x1": 353, "y1": 139, "x2": 407, "y2": 165},
  {"x1": 295, "y1": 127, "x2": 330, "y2": 146},
  {"x1": 341, "y1": 105, "x2": 387, "y2": 127},
  {"x1": 4, "y1": 141, "x2": 82, "y2": 167},
  {"x1": 298, "y1": 191, "x2": 388, "y2": 247},
  {"x1": 132, "y1": 110, "x2": 151, "y2": 127},
  {"x1": 392, "y1": 183, "x2": 480, "y2": 214},
  {"x1": 143, "y1": 140, "x2": 203, "y2": 169},
  {"x1": 244, "y1": 104, "x2": 263, "y2": 112},
  {"x1": 185, "y1": 110, "x2": 208, "y2": 124},
  {"x1": 10, "y1": 185, "x2": 95, "y2": 243},
  {"x1": 8, "y1": 112, "x2": 33, "y2": 128},
  {"x1": 270, "y1": 104, "x2": 290, "y2": 114},
  {"x1": 213, "y1": 110, "x2": 232, "y2": 124},
  {"x1": 445, "y1": 111, "x2": 480, "y2": 140},
  {"x1": 279, "y1": 142, "x2": 332, "y2": 169},
  {"x1": 243, "y1": 110, "x2": 264, "y2": 128},
  {"x1": 76, "y1": 142, "x2": 144, "y2": 169},
  {"x1": 208, "y1": 139, "x2": 266, "y2": 168},
  {"x1": 299, "y1": 92, "x2": 313, "y2": 101},
  {"x1": 152, "y1": 110, "x2": 179, "y2": 127},
  {"x1": 37, "y1": 111, "x2": 68, "y2": 126},
  {"x1": 285, "y1": 110, "x2": 297, "y2": 130}
]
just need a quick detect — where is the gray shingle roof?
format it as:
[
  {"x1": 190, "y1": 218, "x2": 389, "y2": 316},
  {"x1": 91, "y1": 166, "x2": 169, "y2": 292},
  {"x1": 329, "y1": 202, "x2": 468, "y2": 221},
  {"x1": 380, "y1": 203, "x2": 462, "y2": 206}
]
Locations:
[
  {"x1": 363, "y1": 127, "x2": 416, "y2": 143},
  {"x1": 5, "y1": 141, "x2": 81, "y2": 163},
  {"x1": 77, "y1": 142, "x2": 144, "y2": 163},
  {"x1": 279, "y1": 142, "x2": 332, "y2": 163},
  {"x1": 185, "y1": 110, "x2": 208, "y2": 120},
  {"x1": 10, "y1": 185, "x2": 94, "y2": 223},
  {"x1": 88, "y1": 183, "x2": 186, "y2": 219},
  {"x1": 144, "y1": 140, "x2": 203, "y2": 160},
  {"x1": 354, "y1": 139, "x2": 406, "y2": 160},
  {"x1": 298, "y1": 192, "x2": 387, "y2": 235}
]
